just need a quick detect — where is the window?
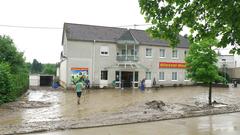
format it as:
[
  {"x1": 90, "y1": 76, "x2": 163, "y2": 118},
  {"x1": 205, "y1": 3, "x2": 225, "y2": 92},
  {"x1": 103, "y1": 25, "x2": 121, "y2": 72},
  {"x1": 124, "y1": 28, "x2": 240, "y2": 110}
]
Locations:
[
  {"x1": 172, "y1": 49, "x2": 178, "y2": 58},
  {"x1": 122, "y1": 49, "x2": 126, "y2": 55},
  {"x1": 131, "y1": 49, "x2": 134, "y2": 55},
  {"x1": 184, "y1": 72, "x2": 189, "y2": 81},
  {"x1": 101, "y1": 71, "x2": 108, "y2": 80},
  {"x1": 222, "y1": 59, "x2": 226, "y2": 62},
  {"x1": 146, "y1": 72, "x2": 151, "y2": 80},
  {"x1": 172, "y1": 72, "x2": 178, "y2": 81},
  {"x1": 159, "y1": 72, "x2": 165, "y2": 81},
  {"x1": 146, "y1": 48, "x2": 152, "y2": 57},
  {"x1": 100, "y1": 46, "x2": 109, "y2": 56},
  {"x1": 160, "y1": 49, "x2": 165, "y2": 58},
  {"x1": 135, "y1": 72, "x2": 138, "y2": 81}
]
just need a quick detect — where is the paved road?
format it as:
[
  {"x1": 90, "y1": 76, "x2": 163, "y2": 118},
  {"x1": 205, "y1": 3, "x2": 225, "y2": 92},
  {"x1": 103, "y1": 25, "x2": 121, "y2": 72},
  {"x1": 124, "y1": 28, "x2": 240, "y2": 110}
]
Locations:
[{"x1": 28, "y1": 112, "x2": 240, "y2": 135}]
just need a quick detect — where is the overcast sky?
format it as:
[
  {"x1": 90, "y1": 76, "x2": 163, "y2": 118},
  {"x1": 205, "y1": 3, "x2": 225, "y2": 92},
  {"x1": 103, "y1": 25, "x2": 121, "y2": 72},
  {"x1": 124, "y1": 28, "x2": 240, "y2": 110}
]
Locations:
[
  {"x1": 0, "y1": 0, "x2": 150, "y2": 63},
  {"x1": 0, "y1": 0, "x2": 231, "y2": 63}
]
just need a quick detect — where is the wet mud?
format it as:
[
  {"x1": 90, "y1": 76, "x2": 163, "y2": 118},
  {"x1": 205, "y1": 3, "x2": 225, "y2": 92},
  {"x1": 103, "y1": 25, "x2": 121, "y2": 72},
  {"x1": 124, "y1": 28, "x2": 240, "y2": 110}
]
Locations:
[{"x1": 1, "y1": 86, "x2": 240, "y2": 134}]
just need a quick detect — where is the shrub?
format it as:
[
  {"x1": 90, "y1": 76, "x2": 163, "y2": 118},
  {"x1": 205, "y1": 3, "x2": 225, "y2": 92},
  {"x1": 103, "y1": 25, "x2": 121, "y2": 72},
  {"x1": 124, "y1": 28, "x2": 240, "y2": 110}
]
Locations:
[{"x1": 0, "y1": 63, "x2": 12, "y2": 104}]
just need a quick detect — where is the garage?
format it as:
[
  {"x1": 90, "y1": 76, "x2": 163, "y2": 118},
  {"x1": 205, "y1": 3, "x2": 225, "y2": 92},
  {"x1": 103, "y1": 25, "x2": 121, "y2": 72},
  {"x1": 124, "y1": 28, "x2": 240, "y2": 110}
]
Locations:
[{"x1": 29, "y1": 74, "x2": 54, "y2": 86}]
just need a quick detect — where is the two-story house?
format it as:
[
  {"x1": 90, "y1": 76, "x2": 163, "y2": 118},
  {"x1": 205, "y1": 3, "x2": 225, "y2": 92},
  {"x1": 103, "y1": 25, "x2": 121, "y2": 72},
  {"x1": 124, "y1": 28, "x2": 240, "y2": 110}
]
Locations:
[{"x1": 59, "y1": 23, "x2": 191, "y2": 88}]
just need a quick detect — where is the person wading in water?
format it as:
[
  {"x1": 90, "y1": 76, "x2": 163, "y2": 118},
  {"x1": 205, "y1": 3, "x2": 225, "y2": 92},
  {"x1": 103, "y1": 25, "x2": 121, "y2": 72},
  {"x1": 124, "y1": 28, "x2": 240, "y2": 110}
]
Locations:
[{"x1": 75, "y1": 80, "x2": 84, "y2": 105}]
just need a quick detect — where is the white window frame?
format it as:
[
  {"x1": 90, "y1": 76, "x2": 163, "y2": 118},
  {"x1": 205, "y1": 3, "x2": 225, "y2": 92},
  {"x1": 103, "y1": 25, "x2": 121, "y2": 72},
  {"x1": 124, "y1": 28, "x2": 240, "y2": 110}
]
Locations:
[
  {"x1": 172, "y1": 49, "x2": 178, "y2": 59},
  {"x1": 172, "y1": 72, "x2": 178, "y2": 81},
  {"x1": 159, "y1": 72, "x2": 165, "y2": 81},
  {"x1": 184, "y1": 72, "x2": 190, "y2": 81},
  {"x1": 100, "y1": 46, "x2": 109, "y2": 56},
  {"x1": 146, "y1": 72, "x2": 151, "y2": 80},
  {"x1": 160, "y1": 49, "x2": 166, "y2": 58},
  {"x1": 145, "y1": 48, "x2": 152, "y2": 58}
]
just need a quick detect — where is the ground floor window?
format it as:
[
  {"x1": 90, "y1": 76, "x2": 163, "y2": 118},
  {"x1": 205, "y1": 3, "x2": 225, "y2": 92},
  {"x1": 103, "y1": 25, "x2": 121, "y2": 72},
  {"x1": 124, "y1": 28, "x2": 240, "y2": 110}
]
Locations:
[
  {"x1": 159, "y1": 72, "x2": 165, "y2": 81},
  {"x1": 146, "y1": 72, "x2": 151, "y2": 80},
  {"x1": 172, "y1": 72, "x2": 178, "y2": 81},
  {"x1": 101, "y1": 70, "x2": 108, "y2": 80}
]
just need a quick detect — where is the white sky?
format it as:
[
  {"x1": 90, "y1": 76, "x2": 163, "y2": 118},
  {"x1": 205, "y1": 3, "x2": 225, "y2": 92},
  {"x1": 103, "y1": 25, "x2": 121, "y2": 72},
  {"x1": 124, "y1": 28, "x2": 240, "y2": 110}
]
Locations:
[
  {"x1": 0, "y1": 0, "x2": 231, "y2": 63},
  {"x1": 0, "y1": 0, "x2": 148, "y2": 63}
]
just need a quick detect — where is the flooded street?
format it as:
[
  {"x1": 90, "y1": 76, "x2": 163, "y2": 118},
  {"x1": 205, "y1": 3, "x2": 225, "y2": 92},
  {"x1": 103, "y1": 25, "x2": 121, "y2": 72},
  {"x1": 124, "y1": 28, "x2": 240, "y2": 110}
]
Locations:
[
  {"x1": 1, "y1": 86, "x2": 240, "y2": 134},
  {"x1": 28, "y1": 112, "x2": 240, "y2": 135}
]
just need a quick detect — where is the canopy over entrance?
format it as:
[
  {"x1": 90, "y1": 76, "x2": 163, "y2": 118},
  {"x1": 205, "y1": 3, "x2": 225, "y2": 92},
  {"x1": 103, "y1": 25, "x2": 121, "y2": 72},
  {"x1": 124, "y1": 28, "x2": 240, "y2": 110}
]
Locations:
[{"x1": 117, "y1": 30, "x2": 139, "y2": 45}]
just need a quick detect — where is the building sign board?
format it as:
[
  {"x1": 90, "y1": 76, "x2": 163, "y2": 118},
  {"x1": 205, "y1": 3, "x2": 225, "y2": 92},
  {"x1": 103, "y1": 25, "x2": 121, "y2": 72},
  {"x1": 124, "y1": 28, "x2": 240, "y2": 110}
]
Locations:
[
  {"x1": 159, "y1": 62, "x2": 186, "y2": 68},
  {"x1": 71, "y1": 67, "x2": 88, "y2": 84}
]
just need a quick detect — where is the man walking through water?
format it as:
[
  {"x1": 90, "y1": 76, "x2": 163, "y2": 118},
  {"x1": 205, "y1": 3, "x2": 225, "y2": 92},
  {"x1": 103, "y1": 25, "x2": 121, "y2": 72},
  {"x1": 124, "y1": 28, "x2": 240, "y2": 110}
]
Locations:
[{"x1": 76, "y1": 80, "x2": 84, "y2": 105}]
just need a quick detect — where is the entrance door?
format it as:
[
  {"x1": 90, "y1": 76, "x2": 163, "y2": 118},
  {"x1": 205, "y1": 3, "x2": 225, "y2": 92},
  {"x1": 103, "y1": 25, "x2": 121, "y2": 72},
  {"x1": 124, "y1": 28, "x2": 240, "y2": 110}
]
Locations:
[{"x1": 121, "y1": 72, "x2": 133, "y2": 88}]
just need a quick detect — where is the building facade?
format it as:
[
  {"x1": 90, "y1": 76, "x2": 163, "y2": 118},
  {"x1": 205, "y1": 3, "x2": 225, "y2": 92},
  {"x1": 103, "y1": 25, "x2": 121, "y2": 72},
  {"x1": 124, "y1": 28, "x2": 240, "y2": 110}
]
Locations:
[{"x1": 59, "y1": 23, "x2": 191, "y2": 88}]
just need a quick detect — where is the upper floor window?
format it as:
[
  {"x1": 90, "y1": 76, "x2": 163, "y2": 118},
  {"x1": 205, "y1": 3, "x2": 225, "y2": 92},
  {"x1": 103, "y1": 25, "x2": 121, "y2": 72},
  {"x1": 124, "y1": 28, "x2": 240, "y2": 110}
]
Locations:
[
  {"x1": 100, "y1": 46, "x2": 109, "y2": 56},
  {"x1": 122, "y1": 49, "x2": 126, "y2": 55},
  {"x1": 146, "y1": 48, "x2": 152, "y2": 58},
  {"x1": 160, "y1": 49, "x2": 165, "y2": 58},
  {"x1": 172, "y1": 49, "x2": 178, "y2": 59}
]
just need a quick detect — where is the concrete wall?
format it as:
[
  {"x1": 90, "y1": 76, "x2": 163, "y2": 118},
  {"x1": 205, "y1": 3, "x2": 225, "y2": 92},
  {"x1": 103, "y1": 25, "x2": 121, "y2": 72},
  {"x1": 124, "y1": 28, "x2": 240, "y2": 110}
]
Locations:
[{"x1": 29, "y1": 74, "x2": 40, "y2": 86}]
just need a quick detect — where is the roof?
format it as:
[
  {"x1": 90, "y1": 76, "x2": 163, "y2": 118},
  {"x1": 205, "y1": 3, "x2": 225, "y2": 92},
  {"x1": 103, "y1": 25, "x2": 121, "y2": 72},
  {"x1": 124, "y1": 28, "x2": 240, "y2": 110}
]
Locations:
[{"x1": 63, "y1": 23, "x2": 189, "y2": 48}]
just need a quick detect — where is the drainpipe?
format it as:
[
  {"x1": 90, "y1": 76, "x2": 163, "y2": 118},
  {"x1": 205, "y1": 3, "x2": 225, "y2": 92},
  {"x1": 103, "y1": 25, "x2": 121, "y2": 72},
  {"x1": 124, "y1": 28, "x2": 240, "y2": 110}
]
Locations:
[
  {"x1": 134, "y1": 44, "x2": 136, "y2": 61},
  {"x1": 92, "y1": 40, "x2": 96, "y2": 87},
  {"x1": 125, "y1": 44, "x2": 127, "y2": 61}
]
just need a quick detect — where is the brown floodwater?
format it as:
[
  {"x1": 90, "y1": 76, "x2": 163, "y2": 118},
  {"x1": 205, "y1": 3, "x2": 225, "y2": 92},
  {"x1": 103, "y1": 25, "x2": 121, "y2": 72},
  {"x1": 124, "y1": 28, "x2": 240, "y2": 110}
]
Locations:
[
  {"x1": 26, "y1": 112, "x2": 240, "y2": 135},
  {"x1": 1, "y1": 85, "x2": 240, "y2": 134}
]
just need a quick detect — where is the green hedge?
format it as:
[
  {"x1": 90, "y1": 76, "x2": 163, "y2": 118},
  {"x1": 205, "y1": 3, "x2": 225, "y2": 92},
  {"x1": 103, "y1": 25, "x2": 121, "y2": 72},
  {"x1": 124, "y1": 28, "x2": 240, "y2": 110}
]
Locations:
[
  {"x1": 0, "y1": 63, "x2": 29, "y2": 104},
  {"x1": 0, "y1": 63, "x2": 13, "y2": 104}
]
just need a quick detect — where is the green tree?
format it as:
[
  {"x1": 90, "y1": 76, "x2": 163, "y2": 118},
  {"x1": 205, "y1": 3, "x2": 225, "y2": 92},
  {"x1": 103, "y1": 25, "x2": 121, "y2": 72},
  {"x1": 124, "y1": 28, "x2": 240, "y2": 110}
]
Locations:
[
  {"x1": 0, "y1": 35, "x2": 29, "y2": 104},
  {"x1": 185, "y1": 38, "x2": 223, "y2": 105},
  {"x1": 0, "y1": 35, "x2": 25, "y2": 73},
  {"x1": 42, "y1": 64, "x2": 56, "y2": 75},
  {"x1": 139, "y1": 0, "x2": 240, "y2": 53},
  {"x1": 31, "y1": 59, "x2": 42, "y2": 73}
]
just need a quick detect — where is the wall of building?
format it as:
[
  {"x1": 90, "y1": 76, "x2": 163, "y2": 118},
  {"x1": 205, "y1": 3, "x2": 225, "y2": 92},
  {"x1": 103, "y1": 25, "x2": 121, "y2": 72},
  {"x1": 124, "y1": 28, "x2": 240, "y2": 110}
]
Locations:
[
  {"x1": 138, "y1": 45, "x2": 191, "y2": 86},
  {"x1": 93, "y1": 42, "x2": 117, "y2": 87},
  {"x1": 59, "y1": 60, "x2": 67, "y2": 88},
  {"x1": 62, "y1": 39, "x2": 192, "y2": 88},
  {"x1": 217, "y1": 55, "x2": 235, "y2": 68}
]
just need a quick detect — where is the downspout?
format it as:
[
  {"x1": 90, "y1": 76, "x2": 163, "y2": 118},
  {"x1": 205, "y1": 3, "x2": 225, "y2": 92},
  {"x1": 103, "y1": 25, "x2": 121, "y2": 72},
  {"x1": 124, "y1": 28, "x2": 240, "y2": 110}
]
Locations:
[{"x1": 92, "y1": 40, "x2": 96, "y2": 87}]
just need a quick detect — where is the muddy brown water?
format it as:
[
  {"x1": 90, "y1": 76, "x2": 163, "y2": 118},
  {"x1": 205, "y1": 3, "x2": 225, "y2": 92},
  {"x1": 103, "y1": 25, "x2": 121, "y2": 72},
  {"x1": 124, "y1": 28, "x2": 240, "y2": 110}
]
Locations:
[{"x1": 1, "y1": 85, "x2": 240, "y2": 134}]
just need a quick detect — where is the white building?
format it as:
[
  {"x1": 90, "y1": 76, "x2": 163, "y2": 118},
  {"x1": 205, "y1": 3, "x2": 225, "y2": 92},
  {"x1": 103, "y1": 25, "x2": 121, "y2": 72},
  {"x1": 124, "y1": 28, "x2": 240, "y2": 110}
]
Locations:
[
  {"x1": 217, "y1": 55, "x2": 236, "y2": 69},
  {"x1": 59, "y1": 23, "x2": 192, "y2": 89}
]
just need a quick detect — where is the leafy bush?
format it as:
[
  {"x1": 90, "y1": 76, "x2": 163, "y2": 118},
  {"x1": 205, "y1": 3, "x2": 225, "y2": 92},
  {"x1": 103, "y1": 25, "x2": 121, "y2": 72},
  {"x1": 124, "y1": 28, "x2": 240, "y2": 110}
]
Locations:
[{"x1": 0, "y1": 63, "x2": 12, "y2": 104}]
